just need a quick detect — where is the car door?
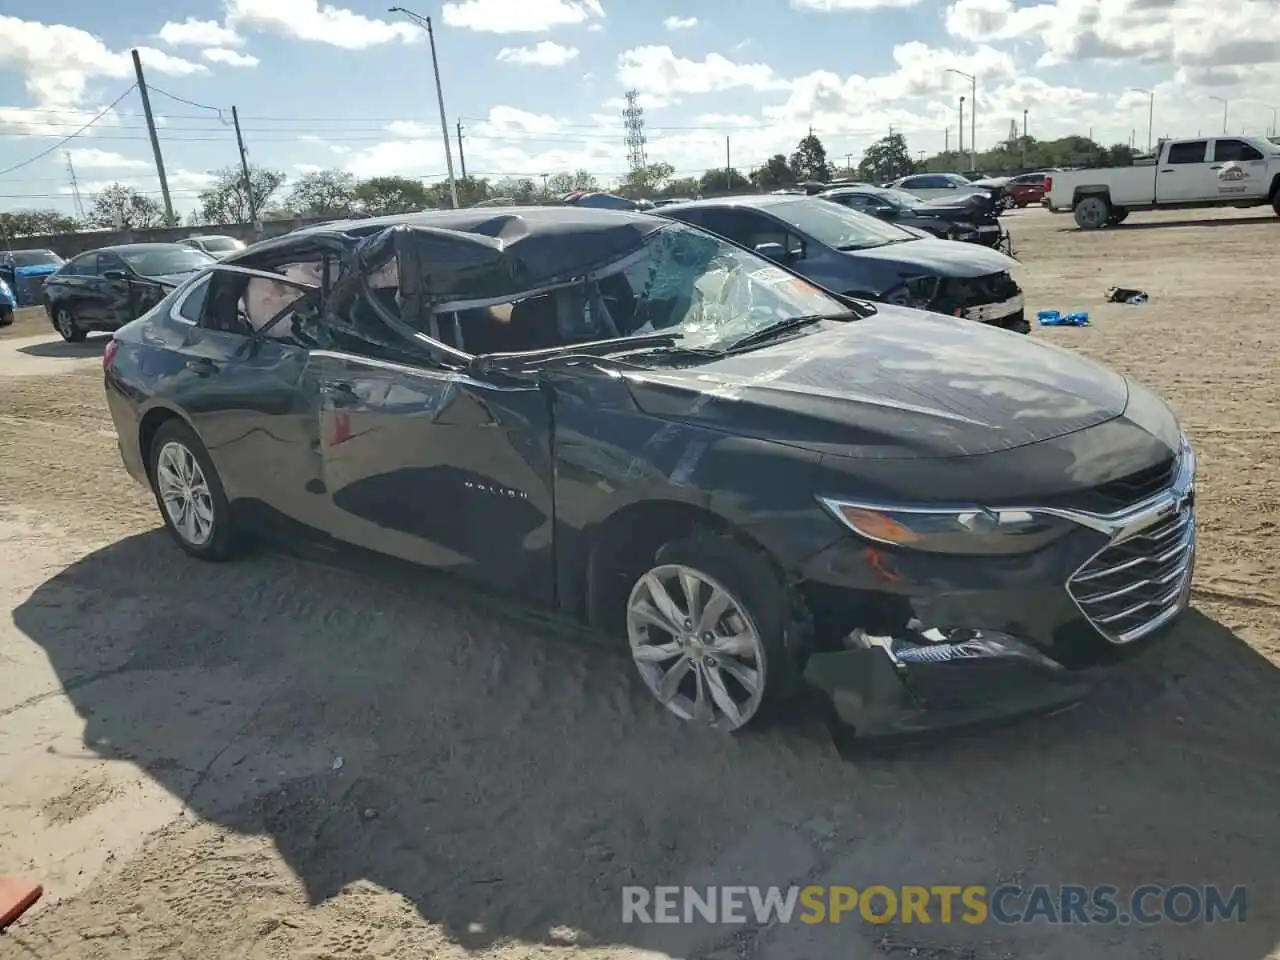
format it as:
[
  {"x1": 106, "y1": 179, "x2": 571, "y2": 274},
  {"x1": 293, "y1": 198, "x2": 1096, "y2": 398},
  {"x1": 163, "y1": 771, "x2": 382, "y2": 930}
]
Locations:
[
  {"x1": 95, "y1": 251, "x2": 136, "y2": 326},
  {"x1": 165, "y1": 265, "x2": 327, "y2": 533},
  {"x1": 1208, "y1": 138, "x2": 1269, "y2": 200},
  {"x1": 1156, "y1": 140, "x2": 1212, "y2": 202},
  {"x1": 52, "y1": 253, "x2": 100, "y2": 320},
  {"x1": 309, "y1": 252, "x2": 556, "y2": 604}
]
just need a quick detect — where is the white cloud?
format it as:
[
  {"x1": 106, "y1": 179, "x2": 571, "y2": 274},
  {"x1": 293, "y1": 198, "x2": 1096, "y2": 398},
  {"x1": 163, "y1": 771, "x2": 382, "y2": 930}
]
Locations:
[
  {"x1": 203, "y1": 47, "x2": 260, "y2": 67},
  {"x1": 664, "y1": 16, "x2": 698, "y2": 29},
  {"x1": 473, "y1": 105, "x2": 563, "y2": 137},
  {"x1": 497, "y1": 41, "x2": 579, "y2": 66},
  {"x1": 223, "y1": 0, "x2": 420, "y2": 48},
  {"x1": 294, "y1": 163, "x2": 325, "y2": 174},
  {"x1": 587, "y1": 23, "x2": 604, "y2": 32},
  {"x1": 65, "y1": 148, "x2": 149, "y2": 170},
  {"x1": 617, "y1": 46, "x2": 790, "y2": 96},
  {"x1": 442, "y1": 0, "x2": 605, "y2": 33},
  {"x1": 158, "y1": 17, "x2": 243, "y2": 47},
  {"x1": 0, "y1": 16, "x2": 207, "y2": 106},
  {"x1": 793, "y1": 0, "x2": 923, "y2": 9}
]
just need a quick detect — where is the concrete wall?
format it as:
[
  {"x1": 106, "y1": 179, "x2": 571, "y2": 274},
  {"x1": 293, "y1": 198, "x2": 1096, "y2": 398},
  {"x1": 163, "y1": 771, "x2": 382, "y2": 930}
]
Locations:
[{"x1": 10, "y1": 217, "x2": 337, "y2": 258}]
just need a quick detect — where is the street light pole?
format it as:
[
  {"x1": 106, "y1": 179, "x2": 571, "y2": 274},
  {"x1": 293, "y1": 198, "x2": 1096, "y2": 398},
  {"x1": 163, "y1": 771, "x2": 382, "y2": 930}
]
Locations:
[
  {"x1": 389, "y1": 6, "x2": 459, "y2": 208},
  {"x1": 1210, "y1": 95, "x2": 1228, "y2": 134},
  {"x1": 958, "y1": 96, "x2": 965, "y2": 161},
  {"x1": 947, "y1": 68, "x2": 977, "y2": 171},
  {"x1": 1129, "y1": 88, "x2": 1154, "y2": 153}
]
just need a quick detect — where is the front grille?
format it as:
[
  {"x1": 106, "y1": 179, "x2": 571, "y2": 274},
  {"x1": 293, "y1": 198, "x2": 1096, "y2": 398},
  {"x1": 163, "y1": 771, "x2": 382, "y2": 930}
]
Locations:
[
  {"x1": 1044, "y1": 456, "x2": 1178, "y2": 514},
  {"x1": 1068, "y1": 505, "x2": 1195, "y2": 644},
  {"x1": 938, "y1": 272, "x2": 1020, "y2": 311}
]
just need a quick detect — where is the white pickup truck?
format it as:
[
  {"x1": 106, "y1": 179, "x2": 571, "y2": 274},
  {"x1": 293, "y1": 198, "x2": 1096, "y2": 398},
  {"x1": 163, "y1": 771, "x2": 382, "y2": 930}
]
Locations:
[{"x1": 1045, "y1": 135, "x2": 1280, "y2": 228}]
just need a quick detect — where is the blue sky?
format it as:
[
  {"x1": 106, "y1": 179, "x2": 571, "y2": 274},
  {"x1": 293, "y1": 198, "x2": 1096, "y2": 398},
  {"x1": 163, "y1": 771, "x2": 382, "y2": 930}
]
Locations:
[{"x1": 2, "y1": 0, "x2": 1277, "y2": 214}]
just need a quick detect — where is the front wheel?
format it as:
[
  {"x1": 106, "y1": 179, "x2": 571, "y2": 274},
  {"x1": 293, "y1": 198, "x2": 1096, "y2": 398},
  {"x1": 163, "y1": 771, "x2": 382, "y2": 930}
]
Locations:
[
  {"x1": 1073, "y1": 196, "x2": 1111, "y2": 230},
  {"x1": 53, "y1": 306, "x2": 85, "y2": 342},
  {"x1": 148, "y1": 419, "x2": 242, "y2": 561},
  {"x1": 624, "y1": 536, "x2": 796, "y2": 731}
]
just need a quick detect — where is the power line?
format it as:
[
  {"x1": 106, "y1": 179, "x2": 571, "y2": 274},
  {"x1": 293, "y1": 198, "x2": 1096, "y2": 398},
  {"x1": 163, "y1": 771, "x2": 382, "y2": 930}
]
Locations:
[{"x1": 0, "y1": 85, "x2": 137, "y2": 178}]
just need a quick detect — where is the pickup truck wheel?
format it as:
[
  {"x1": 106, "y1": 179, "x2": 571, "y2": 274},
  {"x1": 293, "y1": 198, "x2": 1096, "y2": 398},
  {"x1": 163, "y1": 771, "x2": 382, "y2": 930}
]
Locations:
[
  {"x1": 1073, "y1": 196, "x2": 1111, "y2": 229},
  {"x1": 53, "y1": 306, "x2": 86, "y2": 343}
]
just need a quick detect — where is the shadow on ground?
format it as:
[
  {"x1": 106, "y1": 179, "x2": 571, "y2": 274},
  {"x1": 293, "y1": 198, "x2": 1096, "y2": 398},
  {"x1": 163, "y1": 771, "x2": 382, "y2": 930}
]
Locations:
[
  {"x1": 1059, "y1": 214, "x2": 1278, "y2": 233},
  {"x1": 16, "y1": 335, "x2": 109, "y2": 358},
  {"x1": 11, "y1": 530, "x2": 1280, "y2": 958}
]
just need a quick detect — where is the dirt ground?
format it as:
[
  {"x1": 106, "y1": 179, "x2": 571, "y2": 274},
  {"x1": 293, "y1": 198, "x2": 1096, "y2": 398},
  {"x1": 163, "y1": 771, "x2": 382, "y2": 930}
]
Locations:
[{"x1": 0, "y1": 207, "x2": 1277, "y2": 960}]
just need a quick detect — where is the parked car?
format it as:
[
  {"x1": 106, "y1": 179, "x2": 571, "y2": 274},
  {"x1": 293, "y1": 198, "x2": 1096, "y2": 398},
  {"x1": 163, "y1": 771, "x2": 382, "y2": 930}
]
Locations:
[
  {"x1": 1005, "y1": 173, "x2": 1050, "y2": 207},
  {"x1": 181, "y1": 234, "x2": 247, "y2": 259},
  {"x1": 657, "y1": 195, "x2": 1028, "y2": 332},
  {"x1": 1046, "y1": 135, "x2": 1280, "y2": 228},
  {"x1": 1, "y1": 248, "x2": 66, "y2": 306},
  {"x1": 887, "y1": 172, "x2": 998, "y2": 205},
  {"x1": 101, "y1": 206, "x2": 1196, "y2": 735},
  {"x1": 0, "y1": 274, "x2": 14, "y2": 327},
  {"x1": 819, "y1": 185, "x2": 1008, "y2": 249},
  {"x1": 43, "y1": 243, "x2": 215, "y2": 342}
]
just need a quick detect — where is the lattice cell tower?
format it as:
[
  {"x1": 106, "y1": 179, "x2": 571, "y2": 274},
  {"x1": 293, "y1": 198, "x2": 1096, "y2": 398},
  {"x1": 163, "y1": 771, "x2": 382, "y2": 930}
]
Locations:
[{"x1": 622, "y1": 89, "x2": 648, "y2": 172}]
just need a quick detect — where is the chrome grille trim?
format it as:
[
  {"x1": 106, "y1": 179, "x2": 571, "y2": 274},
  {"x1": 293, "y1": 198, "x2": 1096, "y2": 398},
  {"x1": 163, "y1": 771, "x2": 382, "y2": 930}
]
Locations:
[{"x1": 1060, "y1": 441, "x2": 1197, "y2": 645}]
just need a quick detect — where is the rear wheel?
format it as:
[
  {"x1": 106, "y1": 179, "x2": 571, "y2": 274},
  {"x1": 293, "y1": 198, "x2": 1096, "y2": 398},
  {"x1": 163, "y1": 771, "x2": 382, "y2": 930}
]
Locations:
[
  {"x1": 1073, "y1": 196, "x2": 1111, "y2": 230},
  {"x1": 147, "y1": 419, "x2": 242, "y2": 561},
  {"x1": 0, "y1": 308, "x2": 12, "y2": 328},
  {"x1": 624, "y1": 535, "x2": 797, "y2": 731},
  {"x1": 53, "y1": 305, "x2": 85, "y2": 342}
]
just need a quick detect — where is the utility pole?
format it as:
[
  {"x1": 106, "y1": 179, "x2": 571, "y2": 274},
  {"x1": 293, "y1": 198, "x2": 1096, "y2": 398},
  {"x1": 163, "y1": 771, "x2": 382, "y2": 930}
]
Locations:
[
  {"x1": 948, "y1": 67, "x2": 977, "y2": 171},
  {"x1": 1210, "y1": 96, "x2": 1228, "y2": 134},
  {"x1": 389, "y1": 7, "x2": 458, "y2": 208},
  {"x1": 844, "y1": 153, "x2": 853, "y2": 175},
  {"x1": 725, "y1": 136, "x2": 731, "y2": 191},
  {"x1": 456, "y1": 121, "x2": 467, "y2": 179},
  {"x1": 131, "y1": 49, "x2": 175, "y2": 226},
  {"x1": 65, "y1": 151, "x2": 86, "y2": 221},
  {"x1": 958, "y1": 97, "x2": 965, "y2": 162},
  {"x1": 231, "y1": 106, "x2": 257, "y2": 227},
  {"x1": 944, "y1": 128, "x2": 949, "y2": 154}
]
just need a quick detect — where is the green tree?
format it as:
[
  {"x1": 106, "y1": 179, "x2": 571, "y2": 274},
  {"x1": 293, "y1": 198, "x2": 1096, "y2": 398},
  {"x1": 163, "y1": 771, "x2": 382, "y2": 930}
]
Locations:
[
  {"x1": 286, "y1": 170, "x2": 358, "y2": 218},
  {"x1": 751, "y1": 154, "x2": 794, "y2": 191},
  {"x1": 856, "y1": 133, "x2": 915, "y2": 182},
  {"x1": 423, "y1": 176, "x2": 491, "y2": 208},
  {"x1": 88, "y1": 183, "x2": 165, "y2": 229},
  {"x1": 547, "y1": 170, "x2": 600, "y2": 195},
  {"x1": 198, "y1": 165, "x2": 287, "y2": 224},
  {"x1": 491, "y1": 177, "x2": 539, "y2": 203},
  {"x1": 659, "y1": 176, "x2": 700, "y2": 198},
  {"x1": 698, "y1": 168, "x2": 751, "y2": 195},
  {"x1": 619, "y1": 161, "x2": 675, "y2": 196},
  {"x1": 789, "y1": 134, "x2": 832, "y2": 183},
  {"x1": 354, "y1": 175, "x2": 431, "y2": 215},
  {"x1": 0, "y1": 208, "x2": 79, "y2": 238}
]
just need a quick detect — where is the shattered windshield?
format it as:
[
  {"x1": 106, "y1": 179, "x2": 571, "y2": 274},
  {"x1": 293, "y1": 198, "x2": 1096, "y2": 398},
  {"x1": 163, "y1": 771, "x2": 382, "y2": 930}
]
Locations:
[{"x1": 585, "y1": 222, "x2": 848, "y2": 352}]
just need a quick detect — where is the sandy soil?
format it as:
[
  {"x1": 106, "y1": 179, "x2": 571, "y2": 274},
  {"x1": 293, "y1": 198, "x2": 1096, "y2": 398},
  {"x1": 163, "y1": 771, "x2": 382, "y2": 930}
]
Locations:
[{"x1": 1, "y1": 208, "x2": 1277, "y2": 960}]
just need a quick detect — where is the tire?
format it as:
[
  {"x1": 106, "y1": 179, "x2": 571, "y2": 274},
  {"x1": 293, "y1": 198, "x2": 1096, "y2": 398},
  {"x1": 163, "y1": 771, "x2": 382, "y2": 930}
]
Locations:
[
  {"x1": 1073, "y1": 196, "x2": 1111, "y2": 230},
  {"x1": 147, "y1": 419, "x2": 241, "y2": 561},
  {"x1": 1272, "y1": 194, "x2": 1280, "y2": 216},
  {"x1": 1106, "y1": 209, "x2": 1130, "y2": 225},
  {"x1": 0, "y1": 309, "x2": 12, "y2": 328},
  {"x1": 52, "y1": 305, "x2": 86, "y2": 343},
  {"x1": 623, "y1": 534, "x2": 799, "y2": 732}
]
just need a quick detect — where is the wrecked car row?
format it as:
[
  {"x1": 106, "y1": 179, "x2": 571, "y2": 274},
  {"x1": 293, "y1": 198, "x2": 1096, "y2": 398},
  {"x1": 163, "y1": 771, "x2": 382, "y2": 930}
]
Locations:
[{"x1": 103, "y1": 206, "x2": 1196, "y2": 738}]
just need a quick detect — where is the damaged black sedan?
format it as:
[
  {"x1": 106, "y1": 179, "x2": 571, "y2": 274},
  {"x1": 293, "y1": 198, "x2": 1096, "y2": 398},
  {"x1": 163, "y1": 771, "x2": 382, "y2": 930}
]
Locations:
[{"x1": 103, "y1": 208, "x2": 1196, "y2": 736}]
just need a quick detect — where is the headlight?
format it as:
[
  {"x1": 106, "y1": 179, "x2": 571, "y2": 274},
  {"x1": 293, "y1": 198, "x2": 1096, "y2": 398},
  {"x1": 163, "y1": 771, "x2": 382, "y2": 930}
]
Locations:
[{"x1": 817, "y1": 498, "x2": 1078, "y2": 555}]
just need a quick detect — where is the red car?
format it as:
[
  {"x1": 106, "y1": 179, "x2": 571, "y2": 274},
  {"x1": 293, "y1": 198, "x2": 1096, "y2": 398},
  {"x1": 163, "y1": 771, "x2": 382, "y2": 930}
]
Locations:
[{"x1": 1006, "y1": 173, "x2": 1048, "y2": 207}]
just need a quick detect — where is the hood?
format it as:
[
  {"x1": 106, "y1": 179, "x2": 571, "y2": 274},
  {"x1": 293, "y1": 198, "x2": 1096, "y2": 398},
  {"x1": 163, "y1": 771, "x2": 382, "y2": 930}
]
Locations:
[
  {"x1": 623, "y1": 307, "x2": 1129, "y2": 461},
  {"x1": 842, "y1": 236, "x2": 1014, "y2": 278}
]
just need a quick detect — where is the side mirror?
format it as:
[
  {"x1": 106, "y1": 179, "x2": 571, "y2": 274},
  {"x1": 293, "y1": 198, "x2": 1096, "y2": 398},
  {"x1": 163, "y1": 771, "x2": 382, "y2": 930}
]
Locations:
[
  {"x1": 103, "y1": 270, "x2": 128, "y2": 282},
  {"x1": 754, "y1": 241, "x2": 788, "y2": 262}
]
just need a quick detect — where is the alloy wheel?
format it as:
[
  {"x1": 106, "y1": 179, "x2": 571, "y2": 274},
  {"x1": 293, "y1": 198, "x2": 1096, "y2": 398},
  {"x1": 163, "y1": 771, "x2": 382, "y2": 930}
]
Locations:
[
  {"x1": 155, "y1": 440, "x2": 216, "y2": 546},
  {"x1": 625, "y1": 563, "x2": 766, "y2": 730},
  {"x1": 55, "y1": 309, "x2": 75, "y2": 339}
]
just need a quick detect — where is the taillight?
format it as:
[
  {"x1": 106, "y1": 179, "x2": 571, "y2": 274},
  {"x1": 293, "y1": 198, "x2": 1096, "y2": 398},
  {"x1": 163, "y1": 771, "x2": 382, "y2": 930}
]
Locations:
[
  {"x1": 1043, "y1": 176, "x2": 1053, "y2": 193},
  {"x1": 103, "y1": 338, "x2": 119, "y2": 370}
]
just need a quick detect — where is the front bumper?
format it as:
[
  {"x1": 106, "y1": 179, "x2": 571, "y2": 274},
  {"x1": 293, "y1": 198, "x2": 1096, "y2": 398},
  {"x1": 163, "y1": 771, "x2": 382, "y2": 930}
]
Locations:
[{"x1": 797, "y1": 448, "x2": 1197, "y2": 736}]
